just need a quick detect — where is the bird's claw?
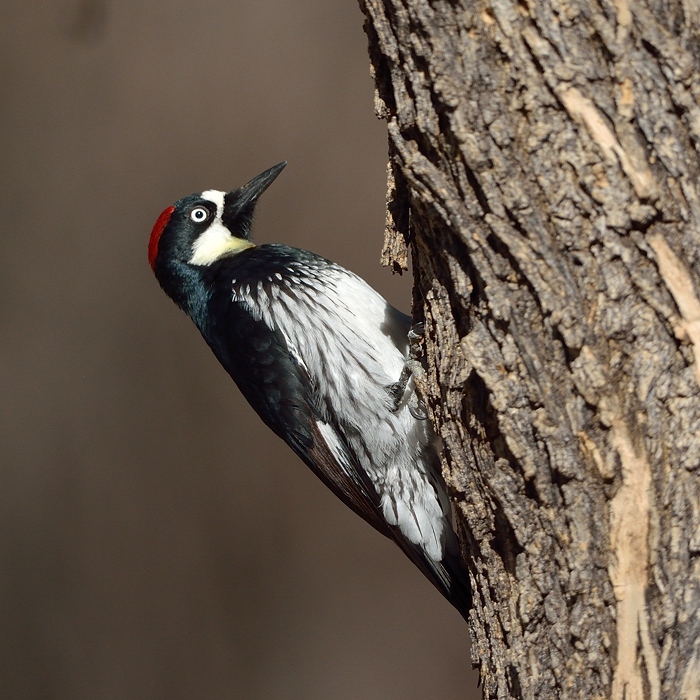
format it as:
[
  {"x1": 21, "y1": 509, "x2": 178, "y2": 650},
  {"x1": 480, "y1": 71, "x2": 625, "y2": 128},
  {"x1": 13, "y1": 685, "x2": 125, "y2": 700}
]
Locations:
[{"x1": 385, "y1": 322, "x2": 428, "y2": 418}]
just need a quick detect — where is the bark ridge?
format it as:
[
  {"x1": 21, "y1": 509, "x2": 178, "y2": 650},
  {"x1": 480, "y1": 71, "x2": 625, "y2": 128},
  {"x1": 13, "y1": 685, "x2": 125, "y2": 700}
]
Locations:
[{"x1": 359, "y1": 0, "x2": 700, "y2": 697}]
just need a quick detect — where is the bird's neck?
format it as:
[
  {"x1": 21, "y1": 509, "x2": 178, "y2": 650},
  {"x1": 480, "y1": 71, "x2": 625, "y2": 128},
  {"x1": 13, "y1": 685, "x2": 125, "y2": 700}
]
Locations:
[{"x1": 158, "y1": 258, "x2": 212, "y2": 329}]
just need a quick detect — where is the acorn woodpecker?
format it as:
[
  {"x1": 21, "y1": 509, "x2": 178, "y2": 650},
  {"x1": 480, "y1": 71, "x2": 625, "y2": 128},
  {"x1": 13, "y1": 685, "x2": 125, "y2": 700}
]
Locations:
[{"x1": 148, "y1": 162, "x2": 471, "y2": 618}]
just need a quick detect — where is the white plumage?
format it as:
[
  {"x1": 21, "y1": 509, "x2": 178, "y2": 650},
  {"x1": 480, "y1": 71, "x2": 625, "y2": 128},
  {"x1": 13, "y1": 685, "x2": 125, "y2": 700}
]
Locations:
[{"x1": 233, "y1": 258, "x2": 449, "y2": 562}]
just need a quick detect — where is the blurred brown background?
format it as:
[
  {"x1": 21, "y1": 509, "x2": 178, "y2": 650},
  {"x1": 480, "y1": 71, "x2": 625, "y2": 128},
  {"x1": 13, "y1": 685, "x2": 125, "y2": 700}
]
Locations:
[{"x1": 0, "y1": 1, "x2": 478, "y2": 698}]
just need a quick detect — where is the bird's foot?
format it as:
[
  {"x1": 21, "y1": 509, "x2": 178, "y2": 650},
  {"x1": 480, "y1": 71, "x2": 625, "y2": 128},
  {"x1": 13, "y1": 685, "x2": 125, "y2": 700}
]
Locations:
[{"x1": 386, "y1": 322, "x2": 428, "y2": 419}]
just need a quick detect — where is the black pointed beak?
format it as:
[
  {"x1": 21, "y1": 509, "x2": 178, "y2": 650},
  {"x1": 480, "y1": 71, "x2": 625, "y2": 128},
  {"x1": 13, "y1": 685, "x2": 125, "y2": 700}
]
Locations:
[{"x1": 222, "y1": 162, "x2": 287, "y2": 237}]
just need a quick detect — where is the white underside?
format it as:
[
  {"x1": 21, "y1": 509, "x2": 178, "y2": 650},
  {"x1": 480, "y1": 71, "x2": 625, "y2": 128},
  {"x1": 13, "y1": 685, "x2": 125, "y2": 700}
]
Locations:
[{"x1": 234, "y1": 262, "x2": 449, "y2": 561}]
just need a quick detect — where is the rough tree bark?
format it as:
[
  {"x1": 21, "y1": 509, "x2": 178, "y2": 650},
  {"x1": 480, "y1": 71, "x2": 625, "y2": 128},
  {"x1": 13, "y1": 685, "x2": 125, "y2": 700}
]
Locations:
[{"x1": 358, "y1": 1, "x2": 700, "y2": 698}]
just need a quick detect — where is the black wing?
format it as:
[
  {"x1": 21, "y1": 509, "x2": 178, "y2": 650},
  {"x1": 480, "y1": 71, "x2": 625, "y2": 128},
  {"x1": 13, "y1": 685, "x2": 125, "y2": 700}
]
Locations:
[{"x1": 202, "y1": 297, "x2": 390, "y2": 535}]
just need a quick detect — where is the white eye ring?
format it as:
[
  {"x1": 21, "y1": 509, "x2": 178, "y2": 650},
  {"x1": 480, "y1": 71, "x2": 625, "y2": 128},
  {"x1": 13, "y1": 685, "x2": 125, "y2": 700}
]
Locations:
[{"x1": 190, "y1": 206, "x2": 209, "y2": 223}]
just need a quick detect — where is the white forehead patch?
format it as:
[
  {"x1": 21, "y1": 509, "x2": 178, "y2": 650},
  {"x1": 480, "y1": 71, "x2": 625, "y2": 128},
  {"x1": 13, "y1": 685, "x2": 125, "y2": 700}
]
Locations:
[
  {"x1": 200, "y1": 190, "x2": 225, "y2": 215},
  {"x1": 188, "y1": 190, "x2": 254, "y2": 266}
]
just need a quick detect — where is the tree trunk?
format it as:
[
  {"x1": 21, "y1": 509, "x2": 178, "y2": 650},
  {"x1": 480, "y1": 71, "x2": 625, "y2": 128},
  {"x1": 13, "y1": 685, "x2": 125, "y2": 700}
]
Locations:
[{"x1": 358, "y1": 1, "x2": 700, "y2": 698}]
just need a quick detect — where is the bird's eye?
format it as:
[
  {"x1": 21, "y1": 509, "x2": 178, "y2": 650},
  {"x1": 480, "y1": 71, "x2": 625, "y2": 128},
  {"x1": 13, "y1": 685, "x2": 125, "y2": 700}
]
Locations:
[{"x1": 190, "y1": 206, "x2": 210, "y2": 223}]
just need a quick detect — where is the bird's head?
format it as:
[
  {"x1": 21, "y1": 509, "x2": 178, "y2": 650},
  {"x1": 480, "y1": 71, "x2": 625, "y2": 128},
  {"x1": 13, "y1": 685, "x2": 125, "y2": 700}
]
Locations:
[{"x1": 148, "y1": 161, "x2": 287, "y2": 279}]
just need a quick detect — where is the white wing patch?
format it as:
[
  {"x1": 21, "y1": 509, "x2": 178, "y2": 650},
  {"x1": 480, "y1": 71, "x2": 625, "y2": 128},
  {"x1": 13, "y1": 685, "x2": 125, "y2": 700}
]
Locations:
[
  {"x1": 285, "y1": 338, "x2": 309, "y2": 374},
  {"x1": 316, "y1": 420, "x2": 355, "y2": 480}
]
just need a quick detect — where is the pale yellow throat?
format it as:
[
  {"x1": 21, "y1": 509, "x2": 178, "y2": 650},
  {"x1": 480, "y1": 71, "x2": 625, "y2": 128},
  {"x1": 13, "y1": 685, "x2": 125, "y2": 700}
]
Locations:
[{"x1": 189, "y1": 222, "x2": 254, "y2": 266}]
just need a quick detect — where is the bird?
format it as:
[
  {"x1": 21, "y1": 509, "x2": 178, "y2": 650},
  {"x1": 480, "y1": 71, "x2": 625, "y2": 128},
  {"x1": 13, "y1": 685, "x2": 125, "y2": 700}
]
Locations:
[{"x1": 147, "y1": 162, "x2": 471, "y2": 619}]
